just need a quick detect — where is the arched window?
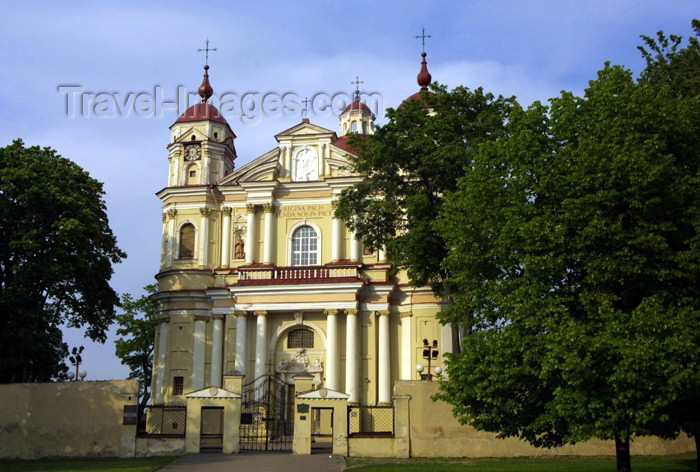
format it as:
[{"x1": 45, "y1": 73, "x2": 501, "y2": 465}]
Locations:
[
  {"x1": 179, "y1": 223, "x2": 195, "y2": 259},
  {"x1": 287, "y1": 328, "x2": 314, "y2": 349},
  {"x1": 291, "y1": 225, "x2": 318, "y2": 266},
  {"x1": 351, "y1": 121, "x2": 357, "y2": 133}
]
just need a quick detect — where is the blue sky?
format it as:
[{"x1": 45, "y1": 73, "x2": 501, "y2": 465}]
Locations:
[{"x1": 0, "y1": 1, "x2": 696, "y2": 381}]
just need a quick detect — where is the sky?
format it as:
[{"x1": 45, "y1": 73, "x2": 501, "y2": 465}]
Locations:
[{"x1": 0, "y1": 1, "x2": 696, "y2": 381}]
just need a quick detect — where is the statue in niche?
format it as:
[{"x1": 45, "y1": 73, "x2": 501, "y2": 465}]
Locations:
[{"x1": 234, "y1": 236, "x2": 245, "y2": 260}]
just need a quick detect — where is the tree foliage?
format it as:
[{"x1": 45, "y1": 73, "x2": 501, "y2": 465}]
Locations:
[
  {"x1": 0, "y1": 140, "x2": 125, "y2": 383},
  {"x1": 436, "y1": 22, "x2": 700, "y2": 472},
  {"x1": 335, "y1": 85, "x2": 514, "y2": 292},
  {"x1": 115, "y1": 284, "x2": 156, "y2": 413}
]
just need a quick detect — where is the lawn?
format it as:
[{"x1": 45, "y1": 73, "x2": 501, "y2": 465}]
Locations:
[
  {"x1": 345, "y1": 454, "x2": 697, "y2": 472},
  {"x1": 0, "y1": 456, "x2": 178, "y2": 472}
]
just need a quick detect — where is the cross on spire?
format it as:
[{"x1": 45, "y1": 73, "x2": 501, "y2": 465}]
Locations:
[
  {"x1": 301, "y1": 97, "x2": 310, "y2": 118},
  {"x1": 197, "y1": 39, "x2": 217, "y2": 66},
  {"x1": 351, "y1": 75, "x2": 364, "y2": 101},
  {"x1": 416, "y1": 27, "x2": 431, "y2": 52}
]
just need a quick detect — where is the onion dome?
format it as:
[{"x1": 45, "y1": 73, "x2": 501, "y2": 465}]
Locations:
[{"x1": 175, "y1": 65, "x2": 228, "y2": 125}]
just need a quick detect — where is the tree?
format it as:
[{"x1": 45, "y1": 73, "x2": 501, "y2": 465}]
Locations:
[
  {"x1": 436, "y1": 23, "x2": 700, "y2": 472},
  {"x1": 115, "y1": 284, "x2": 157, "y2": 418},
  {"x1": 0, "y1": 140, "x2": 126, "y2": 382},
  {"x1": 335, "y1": 85, "x2": 514, "y2": 294}
]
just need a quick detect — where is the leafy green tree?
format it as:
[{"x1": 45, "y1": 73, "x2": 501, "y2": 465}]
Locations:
[
  {"x1": 334, "y1": 85, "x2": 514, "y2": 295},
  {"x1": 115, "y1": 284, "x2": 157, "y2": 417},
  {"x1": 0, "y1": 140, "x2": 126, "y2": 383},
  {"x1": 436, "y1": 23, "x2": 700, "y2": 472}
]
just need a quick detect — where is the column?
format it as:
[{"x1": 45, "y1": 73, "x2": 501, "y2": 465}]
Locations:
[
  {"x1": 210, "y1": 315, "x2": 224, "y2": 388},
  {"x1": 263, "y1": 203, "x2": 275, "y2": 264},
  {"x1": 154, "y1": 317, "x2": 169, "y2": 403},
  {"x1": 345, "y1": 309, "x2": 359, "y2": 403},
  {"x1": 325, "y1": 309, "x2": 339, "y2": 391},
  {"x1": 192, "y1": 316, "x2": 207, "y2": 391},
  {"x1": 234, "y1": 311, "x2": 248, "y2": 375},
  {"x1": 254, "y1": 311, "x2": 268, "y2": 382},
  {"x1": 245, "y1": 204, "x2": 257, "y2": 264},
  {"x1": 220, "y1": 207, "x2": 232, "y2": 268},
  {"x1": 284, "y1": 145, "x2": 292, "y2": 178},
  {"x1": 165, "y1": 209, "x2": 177, "y2": 268},
  {"x1": 350, "y1": 230, "x2": 360, "y2": 262},
  {"x1": 161, "y1": 213, "x2": 168, "y2": 268},
  {"x1": 400, "y1": 313, "x2": 413, "y2": 380},
  {"x1": 199, "y1": 207, "x2": 211, "y2": 266},
  {"x1": 377, "y1": 311, "x2": 391, "y2": 404},
  {"x1": 378, "y1": 247, "x2": 387, "y2": 262},
  {"x1": 331, "y1": 201, "x2": 342, "y2": 261}
]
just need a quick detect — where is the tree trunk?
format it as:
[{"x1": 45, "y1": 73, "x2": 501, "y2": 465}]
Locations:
[{"x1": 615, "y1": 436, "x2": 632, "y2": 472}]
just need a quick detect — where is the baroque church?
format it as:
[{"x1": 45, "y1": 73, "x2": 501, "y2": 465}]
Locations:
[{"x1": 149, "y1": 49, "x2": 453, "y2": 452}]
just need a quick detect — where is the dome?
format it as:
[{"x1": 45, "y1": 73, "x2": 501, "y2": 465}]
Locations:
[
  {"x1": 175, "y1": 103, "x2": 228, "y2": 125},
  {"x1": 343, "y1": 100, "x2": 373, "y2": 114}
]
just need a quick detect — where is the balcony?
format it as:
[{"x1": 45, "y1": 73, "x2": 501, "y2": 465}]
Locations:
[{"x1": 236, "y1": 264, "x2": 361, "y2": 285}]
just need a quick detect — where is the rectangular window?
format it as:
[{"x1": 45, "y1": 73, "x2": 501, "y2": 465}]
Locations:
[
  {"x1": 173, "y1": 376, "x2": 184, "y2": 395},
  {"x1": 288, "y1": 329, "x2": 314, "y2": 349}
]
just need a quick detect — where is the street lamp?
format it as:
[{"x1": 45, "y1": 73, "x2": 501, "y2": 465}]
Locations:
[
  {"x1": 417, "y1": 339, "x2": 439, "y2": 380},
  {"x1": 68, "y1": 346, "x2": 86, "y2": 381}
]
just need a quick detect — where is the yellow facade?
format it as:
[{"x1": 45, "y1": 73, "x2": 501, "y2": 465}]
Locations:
[{"x1": 151, "y1": 83, "x2": 451, "y2": 415}]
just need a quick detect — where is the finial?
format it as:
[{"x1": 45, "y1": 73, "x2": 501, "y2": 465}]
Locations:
[
  {"x1": 197, "y1": 39, "x2": 217, "y2": 66},
  {"x1": 417, "y1": 51, "x2": 432, "y2": 91},
  {"x1": 350, "y1": 75, "x2": 364, "y2": 102},
  {"x1": 198, "y1": 65, "x2": 214, "y2": 103},
  {"x1": 301, "y1": 97, "x2": 310, "y2": 122}
]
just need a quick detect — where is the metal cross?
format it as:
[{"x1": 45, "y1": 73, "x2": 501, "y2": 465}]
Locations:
[
  {"x1": 301, "y1": 97, "x2": 310, "y2": 117},
  {"x1": 197, "y1": 39, "x2": 218, "y2": 66},
  {"x1": 416, "y1": 27, "x2": 431, "y2": 52},
  {"x1": 351, "y1": 76, "x2": 364, "y2": 100}
]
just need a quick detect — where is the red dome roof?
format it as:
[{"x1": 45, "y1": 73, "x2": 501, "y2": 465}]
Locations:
[
  {"x1": 175, "y1": 103, "x2": 228, "y2": 125},
  {"x1": 343, "y1": 100, "x2": 372, "y2": 113}
]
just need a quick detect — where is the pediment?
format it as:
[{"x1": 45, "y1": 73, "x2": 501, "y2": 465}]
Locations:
[
  {"x1": 172, "y1": 127, "x2": 209, "y2": 144},
  {"x1": 297, "y1": 388, "x2": 350, "y2": 400},
  {"x1": 185, "y1": 385, "x2": 240, "y2": 399},
  {"x1": 221, "y1": 148, "x2": 280, "y2": 184},
  {"x1": 275, "y1": 122, "x2": 337, "y2": 141}
]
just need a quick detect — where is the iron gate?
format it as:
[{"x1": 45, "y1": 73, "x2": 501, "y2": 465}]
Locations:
[{"x1": 240, "y1": 375, "x2": 293, "y2": 451}]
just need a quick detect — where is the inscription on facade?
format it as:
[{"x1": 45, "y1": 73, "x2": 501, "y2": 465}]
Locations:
[{"x1": 277, "y1": 204, "x2": 331, "y2": 219}]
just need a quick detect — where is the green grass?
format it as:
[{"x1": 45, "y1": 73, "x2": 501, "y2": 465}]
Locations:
[
  {"x1": 0, "y1": 456, "x2": 179, "y2": 472},
  {"x1": 345, "y1": 454, "x2": 696, "y2": 472}
]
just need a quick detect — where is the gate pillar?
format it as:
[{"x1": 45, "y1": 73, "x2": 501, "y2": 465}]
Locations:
[
  {"x1": 293, "y1": 375, "x2": 350, "y2": 456},
  {"x1": 185, "y1": 384, "x2": 242, "y2": 454}
]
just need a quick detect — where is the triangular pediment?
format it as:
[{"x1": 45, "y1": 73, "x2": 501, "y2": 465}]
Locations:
[
  {"x1": 171, "y1": 127, "x2": 209, "y2": 144},
  {"x1": 221, "y1": 148, "x2": 280, "y2": 184},
  {"x1": 185, "y1": 385, "x2": 240, "y2": 399},
  {"x1": 297, "y1": 388, "x2": 350, "y2": 400},
  {"x1": 275, "y1": 121, "x2": 337, "y2": 141}
]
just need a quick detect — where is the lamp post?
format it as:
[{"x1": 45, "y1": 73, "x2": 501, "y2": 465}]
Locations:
[
  {"x1": 416, "y1": 339, "x2": 439, "y2": 380},
  {"x1": 68, "y1": 346, "x2": 86, "y2": 381}
]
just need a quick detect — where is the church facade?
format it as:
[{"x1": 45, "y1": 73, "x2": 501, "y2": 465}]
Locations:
[{"x1": 150, "y1": 60, "x2": 452, "y2": 413}]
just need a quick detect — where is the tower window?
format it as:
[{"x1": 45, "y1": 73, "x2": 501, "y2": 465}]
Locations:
[
  {"x1": 291, "y1": 225, "x2": 318, "y2": 266},
  {"x1": 288, "y1": 328, "x2": 314, "y2": 349},
  {"x1": 179, "y1": 223, "x2": 195, "y2": 259},
  {"x1": 351, "y1": 121, "x2": 357, "y2": 133},
  {"x1": 173, "y1": 376, "x2": 184, "y2": 395},
  {"x1": 362, "y1": 122, "x2": 368, "y2": 134}
]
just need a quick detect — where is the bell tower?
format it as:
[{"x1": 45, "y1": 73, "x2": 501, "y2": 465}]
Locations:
[
  {"x1": 338, "y1": 76, "x2": 375, "y2": 137},
  {"x1": 167, "y1": 64, "x2": 236, "y2": 187}
]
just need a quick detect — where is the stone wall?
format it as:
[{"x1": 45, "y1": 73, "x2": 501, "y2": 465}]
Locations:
[
  {"x1": 395, "y1": 380, "x2": 695, "y2": 458},
  {"x1": 0, "y1": 380, "x2": 139, "y2": 459}
]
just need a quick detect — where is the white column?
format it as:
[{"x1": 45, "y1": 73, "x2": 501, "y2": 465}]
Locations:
[
  {"x1": 331, "y1": 201, "x2": 342, "y2": 261},
  {"x1": 245, "y1": 204, "x2": 257, "y2": 264},
  {"x1": 165, "y1": 209, "x2": 176, "y2": 268},
  {"x1": 378, "y1": 247, "x2": 387, "y2": 262},
  {"x1": 199, "y1": 207, "x2": 211, "y2": 266},
  {"x1": 220, "y1": 207, "x2": 232, "y2": 268},
  {"x1": 401, "y1": 313, "x2": 413, "y2": 380},
  {"x1": 263, "y1": 203, "x2": 275, "y2": 264},
  {"x1": 325, "y1": 309, "x2": 339, "y2": 391},
  {"x1": 192, "y1": 316, "x2": 207, "y2": 391},
  {"x1": 378, "y1": 311, "x2": 391, "y2": 404},
  {"x1": 350, "y1": 231, "x2": 360, "y2": 262},
  {"x1": 210, "y1": 315, "x2": 224, "y2": 388},
  {"x1": 254, "y1": 311, "x2": 268, "y2": 381},
  {"x1": 345, "y1": 309, "x2": 359, "y2": 403},
  {"x1": 234, "y1": 311, "x2": 248, "y2": 375},
  {"x1": 154, "y1": 318, "x2": 169, "y2": 403}
]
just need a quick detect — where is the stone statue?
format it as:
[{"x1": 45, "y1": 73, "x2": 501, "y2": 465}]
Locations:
[{"x1": 234, "y1": 237, "x2": 245, "y2": 259}]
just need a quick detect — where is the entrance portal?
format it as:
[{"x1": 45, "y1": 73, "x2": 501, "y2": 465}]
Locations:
[
  {"x1": 200, "y1": 406, "x2": 223, "y2": 451},
  {"x1": 311, "y1": 407, "x2": 333, "y2": 452}
]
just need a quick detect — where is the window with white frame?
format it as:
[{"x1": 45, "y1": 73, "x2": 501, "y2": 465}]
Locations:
[{"x1": 291, "y1": 225, "x2": 318, "y2": 266}]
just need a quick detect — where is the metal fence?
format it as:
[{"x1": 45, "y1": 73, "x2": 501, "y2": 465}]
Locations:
[
  {"x1": 347, "y1": 405, "x2": 394, "y2": 437},
  {"x1": 138, "y1": 404, "x2": 187, "y2": 437}
]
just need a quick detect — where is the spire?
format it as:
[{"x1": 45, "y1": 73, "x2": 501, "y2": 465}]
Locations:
[
  {"x1": 417, "y1": 51, "x2": 432, "y2": 91},
  {"x1": 351, "y1": 75, "x2": 364, "y2": 102},
  {"x1": 198, "y1": 65, "x2": 214, "y2": 104}
]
